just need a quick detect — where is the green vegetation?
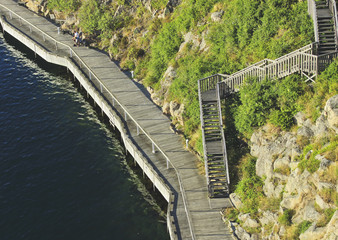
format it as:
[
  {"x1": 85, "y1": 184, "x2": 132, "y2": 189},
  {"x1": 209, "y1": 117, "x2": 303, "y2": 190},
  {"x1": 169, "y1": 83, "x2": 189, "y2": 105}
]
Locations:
[
  {"x1": 278, "y1": 209, "x2": 294, "y2": 226},
  {"x1": 48, "y1": 0, "x2": 80, "y2": 13},
  {"x1": 235, "y1": 154, "x2": 264, "y2": 214},
  {"x1": 298, "y1": 136, "x2": 338, "y2": 173},
  {"x1": 234, "y1": 75, "x2": 308, "y2": 138},
  {"x1": 316, "y1": 208, "x2": 336, "y2": 227}
]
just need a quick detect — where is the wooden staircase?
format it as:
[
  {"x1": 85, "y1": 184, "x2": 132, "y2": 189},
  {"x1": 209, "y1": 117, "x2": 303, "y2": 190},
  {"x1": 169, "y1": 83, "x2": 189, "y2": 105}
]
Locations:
[
  {"x1": 202, "y1": 100, "x2": 229, "y2": 197},
  {"x1": 316, "y1": 1, "x2": 337, "y2": 55},
  {"x1": 197, "y1": 0, "x2": 338, "y2": 199},
  {"x1": 198, "y1": 76, "x2": 230, "y2": 198}
]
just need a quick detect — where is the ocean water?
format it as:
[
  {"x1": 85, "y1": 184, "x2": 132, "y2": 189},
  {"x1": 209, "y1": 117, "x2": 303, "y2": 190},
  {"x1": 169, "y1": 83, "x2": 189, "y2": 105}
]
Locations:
[{"x1": 0, "y1": 33, "x2": 169, "y2": 240}]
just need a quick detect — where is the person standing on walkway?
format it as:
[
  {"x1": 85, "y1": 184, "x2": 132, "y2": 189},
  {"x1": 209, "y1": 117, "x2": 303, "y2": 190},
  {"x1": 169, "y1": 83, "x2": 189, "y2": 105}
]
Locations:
[{"x1": 73, "y1": 29, "x2": 79, "y2": 46}]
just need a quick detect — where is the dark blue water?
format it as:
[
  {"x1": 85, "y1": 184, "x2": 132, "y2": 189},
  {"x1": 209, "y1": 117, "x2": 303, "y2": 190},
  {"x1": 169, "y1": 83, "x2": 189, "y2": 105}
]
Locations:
[{"x1": 0, "y1": 33, "x2": 169, "y2": 240}]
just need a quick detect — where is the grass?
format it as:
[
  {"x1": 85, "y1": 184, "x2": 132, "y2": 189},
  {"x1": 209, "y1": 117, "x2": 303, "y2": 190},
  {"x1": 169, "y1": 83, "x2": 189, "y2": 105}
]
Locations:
[
  {"x1": 319, "y1": 163, "x2": 337, "y2": 184},
  {"x1": 316, "y1": 208, "x2": 336, "y2": 227},
  {"x1": 274, "y1": 165, "x2": 291, "y2": 176},
  {"x1": 319, "y1": 188, "x2": 338, "y2": 206},
  {"x1": 259, "y1": 197, "x2": 282, "y2": 212}
]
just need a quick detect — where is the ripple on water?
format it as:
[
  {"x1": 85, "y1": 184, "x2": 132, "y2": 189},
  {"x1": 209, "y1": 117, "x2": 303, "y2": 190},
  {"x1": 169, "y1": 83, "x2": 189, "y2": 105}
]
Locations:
[{"x1": 0, "y1": 33, "x2": 169, "y2": 240}]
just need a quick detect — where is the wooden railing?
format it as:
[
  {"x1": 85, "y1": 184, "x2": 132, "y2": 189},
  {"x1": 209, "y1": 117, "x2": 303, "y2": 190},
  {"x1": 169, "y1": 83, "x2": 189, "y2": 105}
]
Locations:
[
  {"x1": 308, "y1": 0, "x2": 320, "y2": 43},
  {"x1": 328, "y1": 0, "x2": 338, "y2": 49},
  {"x1": 198, "y1": 74, "x2": 228, "y2": 93},
  {"x1": 318, "y1": 50, "x2": 338, "y2": 71},
  {"x1": 221, "y1": 43, "x2": 317, "y2": 94},
  {"x1": 0, "y1": 5, "x2": 196, "y2": 240},
  {"x1": 216, "y1": 83, "x2": 230, "y2": 185}
]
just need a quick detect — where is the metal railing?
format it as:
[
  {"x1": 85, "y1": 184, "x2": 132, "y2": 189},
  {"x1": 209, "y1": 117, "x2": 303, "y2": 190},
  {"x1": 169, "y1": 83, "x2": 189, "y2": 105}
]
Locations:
[
  {"x1": 328, "y1": 0, "x2": 338, "y2": 48},
  {"x1": 197, "y1": 80, "x2": 209, "y2": 187},
  {"x1": 221, "y1": 43, "x2": 317, "y2": 93},
  {"x1": 0, "y1": 3, "x2": 195, "y2": 240},
  {"x1": 309, "y1": 0, "x2": 320, "y2": 43},
  {"x1": 216, "y1": 83, "x2": 230, "y2": 185}
]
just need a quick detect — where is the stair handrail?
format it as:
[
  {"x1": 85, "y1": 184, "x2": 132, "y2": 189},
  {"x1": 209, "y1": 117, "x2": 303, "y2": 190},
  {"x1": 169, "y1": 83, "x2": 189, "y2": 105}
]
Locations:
[
  {"x1": 197, "y1": 79, "x2": 210, "y2": 190},
  {"x1": 216, "y1": 82, "x2": 230, "y2": 185},
  {"x1": 328, "y1": 0, "x2": 338, "y2": 48},
  {"x1": 221, "y1": 43, "x2": 316, "y2": 93},
  {"x1": 308, "y1": 0, "x2": 320, "y2": 43}
]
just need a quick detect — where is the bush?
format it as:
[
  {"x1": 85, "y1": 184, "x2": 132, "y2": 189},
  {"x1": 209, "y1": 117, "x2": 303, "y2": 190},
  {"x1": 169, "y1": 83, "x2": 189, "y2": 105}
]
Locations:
[
  {"x1": 234, "y1": 78, "x2": 277, "y2": 137},
  {"x1": 235, "y1": 154, "x2": 264, "y2": 213},
  {"x1": 48, "y1": 0, "x2": 81, "y2": 13},
  {"x1": 278, "y1": 209, "x2": 294, "y2": 226}
]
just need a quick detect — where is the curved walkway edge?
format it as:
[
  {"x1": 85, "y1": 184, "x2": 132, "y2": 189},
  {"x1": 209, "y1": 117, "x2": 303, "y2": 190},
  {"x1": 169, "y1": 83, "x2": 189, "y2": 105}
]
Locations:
[{"x1": 0, "y1": 1, "x2": 233, "y2": 239}]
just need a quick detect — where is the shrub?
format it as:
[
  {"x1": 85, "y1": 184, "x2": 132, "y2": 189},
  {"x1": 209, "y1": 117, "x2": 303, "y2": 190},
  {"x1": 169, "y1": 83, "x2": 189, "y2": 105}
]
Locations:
[
  {"x1": 235, "y1": 154, "x2": 264, "y2": 213},
  {"x1": 296, "y1": 220, "x2": 312, "y2": 235},
  {"x1": 48, "y1": 0, "x2": 81, "y2": 13},
  {"x1": 278, "y1": 209, "x2": 294, "y2": 226}
]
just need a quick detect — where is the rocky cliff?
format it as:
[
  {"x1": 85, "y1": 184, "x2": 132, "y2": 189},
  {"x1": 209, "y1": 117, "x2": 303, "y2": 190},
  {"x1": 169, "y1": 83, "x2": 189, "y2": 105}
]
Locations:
[{"x1": 226, "y1": 95, "x2": 337, "y2": 240}]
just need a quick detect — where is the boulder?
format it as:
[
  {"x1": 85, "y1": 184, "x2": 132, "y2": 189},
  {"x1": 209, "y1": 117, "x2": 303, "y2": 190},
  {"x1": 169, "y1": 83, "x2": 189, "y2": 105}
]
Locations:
[
  {"x1": 211, "y1": 11, "x2": 224, "y2": 22},
  {"x1": 280, "y1": 193, "x2": 303, "y2": 209},
  {"x1": 299, "y1": 224, "x2": 326, "y2": 240},
  {"x1": 302, "y1": 204, "x2": 321, "y2": 222},
  {"x1": 235, "y1": 225, "x2": 251, "y2": 240},
  {"x1": 315, "y1": 194, "x2": 332, "y2": 209},
  {"x1": 324, "y1": 94, "x2": 338, "y2": 132},
  {"x1": 273, "y1": 156, "x2": 290, "y2": 170},
  {"x1": 297, "y1": 126, "x2": 314, "y2": 138},
  {"x1": 313, "y1": 114, "x2": 329, "y2": 136},
  {"x1": 162, "y1": 101, "x2": 170, "y2": 115},
  {"x1": 322, "y1": 210, "x2": 338, "y2": 240},
  {"x1": 316, "y1": 155, "x2": 332, "y2": 170},
  {"x1": 230, "y1": 193, "x2": 243, "y2": 209},
  {"x1": 294, "y1": 111, "x2": 307, "y2": 126},
  {"x1": 259, "y1": 211, "x2": 278, "y2": 226}
]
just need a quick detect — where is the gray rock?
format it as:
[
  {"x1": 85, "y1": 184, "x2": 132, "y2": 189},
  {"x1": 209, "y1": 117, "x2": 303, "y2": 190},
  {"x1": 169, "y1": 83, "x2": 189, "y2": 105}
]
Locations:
[
  {"x1": 230, "y1": 193, "x2": 243, "y2": 209},
  {"x1": 322, "y1": 210, "x2": 338, "y2": 240},
  {"x1": 316, "y1": 182, "x2": 335, "y2": 191},
  {"x1": 297, "y1": 126, "x2": 314, "y2": 138},
  {"x1": 243, "y1": 217, "x2": 260, "y2": 228},
  {"x1": 313, "y1": 114, "x2": 329, "y2": 136},
  {"x1": 303, "y1": 204, "x2": 321, "y2": 222},
  {"x1": 274, "y1": 156, "x2": 290, "y2": 170},
  {"x1": 235, "y1": 225, "x2": 251, "y2": 240},
  {"x1": 163, "y1": 66, "x2": 177, "y2": 80},
  {"x1": 299, "y1": 223, "x2": 326, "y2": 240},
  {"x1": 316, "y1": 154, "x2": 332, "y2": 169},
  {"x1": 294, "y1": 112, "x2": 307, "y2": 126},
  {"x1": 315, "y1": 194, "x2": 332, "y2": 209},
  {"x1": 211, "y1": 11, "x2": 224, "y2": 22},
  {"x1": 324, "y1": 94, "x2": 338, "y2": 132},
  {"x1": 259, "y1": 211, "x2": 278, "y2": 226},
  {"x1": 162, "y1": 101, "x2": 170, "y2": 115}
]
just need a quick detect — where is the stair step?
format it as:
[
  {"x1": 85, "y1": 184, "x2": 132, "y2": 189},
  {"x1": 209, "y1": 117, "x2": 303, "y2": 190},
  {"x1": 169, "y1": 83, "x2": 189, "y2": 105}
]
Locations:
[
  {"x1": 318, "y1": 16, "x2": 333, "y2": 20},
  {"x1": 320, "y1": 43, "x2": 336, "y2": 47}
]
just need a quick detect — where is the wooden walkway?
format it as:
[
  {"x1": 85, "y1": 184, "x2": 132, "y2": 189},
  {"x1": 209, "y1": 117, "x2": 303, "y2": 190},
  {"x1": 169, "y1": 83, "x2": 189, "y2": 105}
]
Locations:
[{"x1": 0, "y1": 0, "x2": 233, "y2": 239}]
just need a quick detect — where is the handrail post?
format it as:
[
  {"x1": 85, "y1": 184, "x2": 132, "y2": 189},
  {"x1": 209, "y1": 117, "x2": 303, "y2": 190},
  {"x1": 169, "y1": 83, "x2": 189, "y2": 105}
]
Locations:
[{"x1": 152, "y1": 142, "x2": 155, "y2": 154}]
